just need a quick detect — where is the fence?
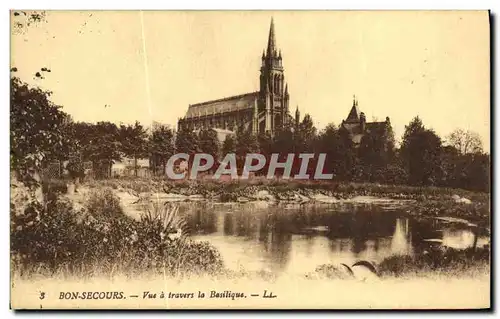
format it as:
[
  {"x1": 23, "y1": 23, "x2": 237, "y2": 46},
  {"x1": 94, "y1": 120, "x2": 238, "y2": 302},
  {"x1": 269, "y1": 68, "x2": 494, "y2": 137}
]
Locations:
[
  {"x1": 41, "y1": 161, "x2": 62, "y2": 180},
  {"x1": 40, "y1": 159, "x2": 160, "y2": 181}
]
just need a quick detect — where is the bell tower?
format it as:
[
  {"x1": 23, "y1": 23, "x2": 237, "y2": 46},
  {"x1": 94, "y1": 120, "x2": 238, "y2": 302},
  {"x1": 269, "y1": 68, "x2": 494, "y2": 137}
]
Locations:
[{"x1": 259, "y1": 18, "x2": 289, "y2": 135}]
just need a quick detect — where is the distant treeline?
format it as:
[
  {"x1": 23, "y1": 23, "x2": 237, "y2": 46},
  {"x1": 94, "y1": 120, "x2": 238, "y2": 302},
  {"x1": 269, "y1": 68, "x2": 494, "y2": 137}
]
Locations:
[{"x1": 11, "y1": 77, "x2": 490, "y2": 192}]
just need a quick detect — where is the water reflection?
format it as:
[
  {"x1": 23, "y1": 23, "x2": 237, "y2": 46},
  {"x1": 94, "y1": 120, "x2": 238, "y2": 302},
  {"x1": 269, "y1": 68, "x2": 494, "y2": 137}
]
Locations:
[
  {"x1": 178, "y1": 202, "x2": 488, "y2": 275},
  {"x1": 390, "y1": 218, "x2": 412, "y2": 256}
]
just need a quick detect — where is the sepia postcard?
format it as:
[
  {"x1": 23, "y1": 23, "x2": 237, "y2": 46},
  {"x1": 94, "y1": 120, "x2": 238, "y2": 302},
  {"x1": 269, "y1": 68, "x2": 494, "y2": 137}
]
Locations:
[{"x1": 10, "y1": 10, "x2": 491, "y2": 310}]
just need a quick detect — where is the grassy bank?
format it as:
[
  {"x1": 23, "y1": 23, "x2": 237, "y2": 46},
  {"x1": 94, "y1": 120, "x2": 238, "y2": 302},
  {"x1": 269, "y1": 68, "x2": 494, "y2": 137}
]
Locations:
[
  {"x1": 77, "y1": 177, "x2": 491, "y2": 225},
  {"x1": 78, "y1": 177, "x2": 490, "y2": 203}
]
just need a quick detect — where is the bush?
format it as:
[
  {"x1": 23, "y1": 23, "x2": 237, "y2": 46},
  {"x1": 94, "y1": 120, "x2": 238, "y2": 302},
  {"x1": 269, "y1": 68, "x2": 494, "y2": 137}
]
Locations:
[
  {"x1": 44, "y1": 179, "x2": 68, "y2": 195},
  {"x1": 378, "y1": 246, "x2": 490, "y2": 277},
  {"x1": 85, "y1": 187, "x2": 123, "y2": 219},
  {"x1": 11, "y1": 188, "x2": 224, "y2": 278}
]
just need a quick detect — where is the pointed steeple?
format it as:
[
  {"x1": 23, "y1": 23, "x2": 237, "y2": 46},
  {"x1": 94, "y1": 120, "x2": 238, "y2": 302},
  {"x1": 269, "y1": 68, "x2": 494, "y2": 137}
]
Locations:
[
  {"x1": 295, "y1": 105, "x2": 300, "y2": 127},
  {"x1": 284, "y1": 83, "x2": 288, "y2": 95},
  {"x1": 345, "y1": 94, "x2": 360, "y2": 123},
  {"x1": 267, "y1": 17, "x2": 276, "y2": 57}
]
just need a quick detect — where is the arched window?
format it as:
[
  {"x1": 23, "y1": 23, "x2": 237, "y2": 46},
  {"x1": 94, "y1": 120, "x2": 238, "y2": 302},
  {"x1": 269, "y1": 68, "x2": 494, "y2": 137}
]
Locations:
[{"x1": 274, "y1": 75, "x2": 278, "y2": 94}]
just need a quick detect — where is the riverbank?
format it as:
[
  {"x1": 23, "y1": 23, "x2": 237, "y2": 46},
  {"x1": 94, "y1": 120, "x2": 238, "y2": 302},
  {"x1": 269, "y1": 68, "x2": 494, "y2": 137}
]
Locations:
[
  {"x1": 61, "y1": 178, "x2": 490, "y2": 227},
  {"x1": 79, "y1": 178, "x2": 489, "y2": 204}
]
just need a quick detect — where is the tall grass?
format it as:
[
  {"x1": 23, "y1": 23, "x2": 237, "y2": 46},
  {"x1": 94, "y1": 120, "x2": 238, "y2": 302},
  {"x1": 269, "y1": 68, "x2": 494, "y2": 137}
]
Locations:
[{"x1": 10, "y1": 185, "x2": 224, "y2": 279}]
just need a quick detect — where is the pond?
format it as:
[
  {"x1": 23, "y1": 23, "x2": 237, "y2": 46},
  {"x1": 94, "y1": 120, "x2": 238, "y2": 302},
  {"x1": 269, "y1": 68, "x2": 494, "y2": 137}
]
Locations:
[{"x1": 174, "y1": 201, "x2": 489, "y2": 276}]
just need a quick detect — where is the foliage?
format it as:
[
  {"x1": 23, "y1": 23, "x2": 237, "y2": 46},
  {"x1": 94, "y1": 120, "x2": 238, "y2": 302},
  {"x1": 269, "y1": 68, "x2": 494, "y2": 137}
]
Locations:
[
  {"x1": 222, "y1": 134, "x2": 236, "y2": 155},
  {"x1": 11, "y1": 10, "x2": 47, "y2": 35},
  {"x1": 235, "y1": 124, "x2": 259, "y2": 172},
  {"x1": 175, "y1": 126, "x2": 200, "y2": 155},
  {"x1": 11, "y1": 188, "x2": 224, "y2": 278},
  {"x1": 149, "y1": 124, "x2": 175, "y2": 175},
  {"x1": 236, "y1": 124, "x2": 259, "y2": 156},
  {"x1": 400, "y1": 117, "x2": 443, "y2": 186},
  {"x1": 85, "y1": 187, "x2": 123, "y2": 220},
  {"x1": 10, "y1": 77, "x2": 72, "y2": 187},
  {"x1": 358, "y1": 122, "x2": 395, "y2": 182},
  {"x1": 377, "y1": 246, "x2": 490, "y2": 277},
  {"x1": 198, "y1": 129, "x2": 221, "y2": 160},
  {"x1": 316, "y1": 124, "x2": 357, "y2": 181},
  {"x1": 294, "y1": 114, "x2": 317, "y2": 153},
  {"x1": 446, "y1": 128, "x2": 483, "y2": 155},
  {"x1": 119, "y1": 121, "x2": 148, "y2": 176}
]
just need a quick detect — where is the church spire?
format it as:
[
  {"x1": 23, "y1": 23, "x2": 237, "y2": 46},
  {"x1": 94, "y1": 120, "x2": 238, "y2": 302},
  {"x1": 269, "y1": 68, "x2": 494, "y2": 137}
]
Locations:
[
  {"x1": 345, "y1": 94, "x2": 360, "y2": 123},
  {"x1": 295, "y1": 105, "x2": 300, "y2": 128},
  {"x1": 267, "y1": 17, "x2": 276, "y2": 57}
]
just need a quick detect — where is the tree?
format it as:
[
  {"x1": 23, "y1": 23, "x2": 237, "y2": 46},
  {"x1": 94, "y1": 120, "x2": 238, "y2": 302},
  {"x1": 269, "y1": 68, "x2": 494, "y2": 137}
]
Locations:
[
  {"x1": 446, "y1": 128, "x2": 483, "y2": 155},
  {"x1": 295, "y1": 114, "x2": 317, "y2": 153},
  {"x1": 235, "y1": 124, "x2": 259, "y2": 156},
  {"x1": 235, "y1": 124, "x2": 259, "y2": 173},
  {"x1": 317, "y1": 124, "x2": 357, "y2": 181},
  {"x1": 358, "y1": 123, "x2": 395, "y2": 182},
  {"x1": 175, "y1": 127, "x2": 200, "y2": 175},
  {"x1": 400, "y1": 117, "x2": 442, "y2": 186},
  {"x1": 222, "y1": 134, "x2": 236, "y2": 155},
  {"x1": 12, "y1": 10, "x2": 47, "y2": 35},
  {"x1": 439, "y1": 144, "x2": 490, "y2": 191},
  {"x1": 119, "y1": 121, "x2": 148, "y2": 176},
  {"x1": 175, "y1": 127, "x2": 200, "y2": 155},
  {"x1": 257, "y1": 132, "x2": 273, "y2": 176},
  {"x1": 272, "y1": 122, "x2": 295, "y2": 155},
  {"x1": 199, "y1": 129, "x2": 221, "y2": 160},
  {"x1": 86, "y1": 122, "x2": 121, "y2": 178},
  {"x1": 149, "y1": 124, "x2": 174, "y2": 175},
  {"x1": 10, "y1": 77, "x2": 72, "y2": 188}
]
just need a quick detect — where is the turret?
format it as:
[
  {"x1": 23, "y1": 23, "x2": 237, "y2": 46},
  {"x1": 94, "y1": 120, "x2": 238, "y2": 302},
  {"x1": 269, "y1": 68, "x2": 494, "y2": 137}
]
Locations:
[
  {"x1": 360, "y1": 112, "x2": 366, "y2": 132},
  {"x1": 345, "y1": 94, "x2": 360, "y2": 123},
  {"x1": 295, "y1": 105, "x2": 300, "y2": 128}
]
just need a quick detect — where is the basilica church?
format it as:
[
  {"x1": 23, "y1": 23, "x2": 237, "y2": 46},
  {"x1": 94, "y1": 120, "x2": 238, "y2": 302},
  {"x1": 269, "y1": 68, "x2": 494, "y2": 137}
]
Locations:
[{"x1": 177, "y1": 18, "x2": 297, "y2": 137}]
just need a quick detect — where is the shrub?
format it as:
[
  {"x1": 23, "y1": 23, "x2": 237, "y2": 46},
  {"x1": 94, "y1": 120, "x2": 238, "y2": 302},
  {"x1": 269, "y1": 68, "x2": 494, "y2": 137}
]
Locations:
[
  {"x1": 85, "y1": 187, "x2": 123, "y2": 219},
  {"x1": 44, "y1": 179, "x2": 68, "y2": 195},
  {"x1": 378, "y1": 246, "x2": 490, "y2": 277},
  {"x1": 11, "y1": 189, "x2": 225, "y2": 279}
]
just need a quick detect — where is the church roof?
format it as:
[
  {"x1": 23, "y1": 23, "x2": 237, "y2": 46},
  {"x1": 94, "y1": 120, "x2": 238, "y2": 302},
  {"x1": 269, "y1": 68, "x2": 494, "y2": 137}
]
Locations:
[
  {"x1": 185, "y1": 92, "x2": 259, "y2": 118},
  {"x1": 345, "y1": 104, "x2": 360, "y2": 123}
]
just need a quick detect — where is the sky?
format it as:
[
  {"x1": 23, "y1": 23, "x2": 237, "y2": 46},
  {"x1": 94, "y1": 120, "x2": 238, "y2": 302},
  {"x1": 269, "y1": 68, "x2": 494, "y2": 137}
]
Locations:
[{"x1": 10, "y1": 10, "x2": 490, "y2": 150}]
